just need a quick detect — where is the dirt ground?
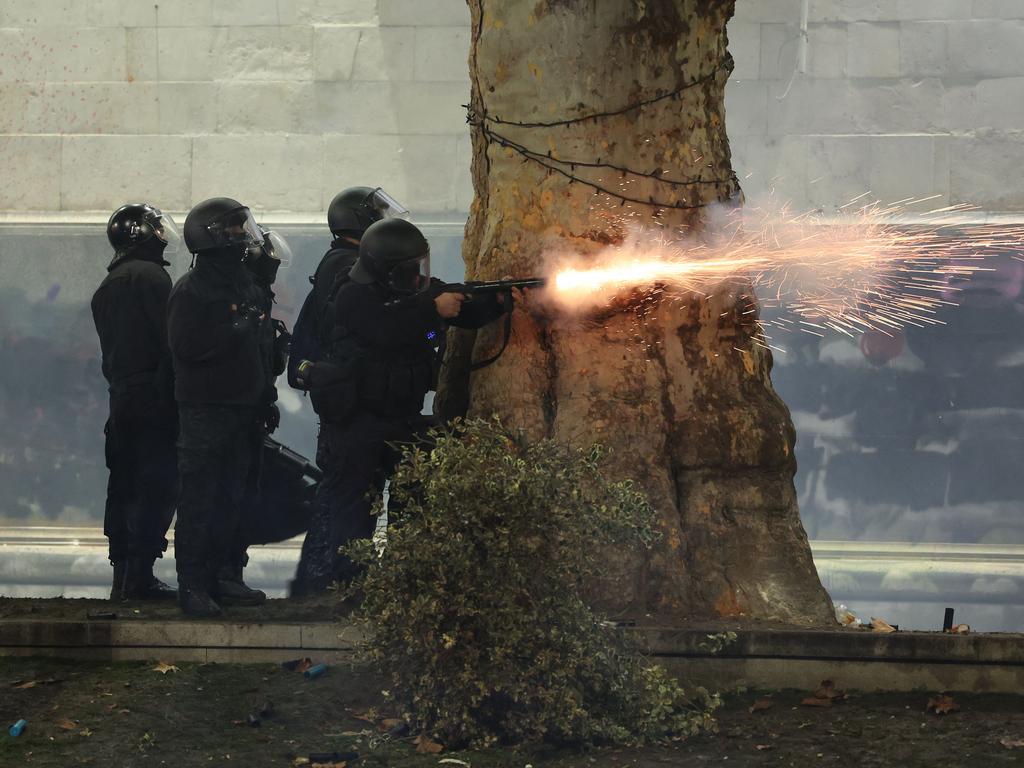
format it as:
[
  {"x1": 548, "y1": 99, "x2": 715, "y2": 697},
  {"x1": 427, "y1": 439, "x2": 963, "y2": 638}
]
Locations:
[{"x1": 1, "y1": 656, "x2": 1023, "y2": 768}]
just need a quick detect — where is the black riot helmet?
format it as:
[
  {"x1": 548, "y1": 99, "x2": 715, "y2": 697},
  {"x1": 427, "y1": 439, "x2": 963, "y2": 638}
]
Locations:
[
  {"x1": 106, "y1": 203, "x2": 182, "y2": 256},
  {"x1": 350, "y1": 218, "x2": 430, "y2": 296},
  {"x1": 327, "y1": 186, "x2": 409, "y2": 239},
  {"x1": 183, "y1": 197, "x2": 263, "y2": 255}
]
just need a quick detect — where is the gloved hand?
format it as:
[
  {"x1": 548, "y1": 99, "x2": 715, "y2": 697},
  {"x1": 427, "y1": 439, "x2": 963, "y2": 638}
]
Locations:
[{"x1": 263, "y1": 403, "x2": 281, "y2": 434}]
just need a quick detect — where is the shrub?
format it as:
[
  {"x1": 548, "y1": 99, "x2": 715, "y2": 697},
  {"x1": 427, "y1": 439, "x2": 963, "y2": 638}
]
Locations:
[{"x1": 345, "y1": 417, "x2": 718, "y2": 748}]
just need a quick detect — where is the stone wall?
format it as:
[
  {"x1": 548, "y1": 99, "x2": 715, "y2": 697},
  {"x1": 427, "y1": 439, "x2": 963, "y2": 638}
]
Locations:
[
  {"x1": 1, "y1": 1, "x2": 1022, "y2": 216},
  {"x1": 727, "y1": 0, "x2": 1024, "y2": 211},
  {"x1": 0, "y1": 0, "x2": 473, "y2": 216}
]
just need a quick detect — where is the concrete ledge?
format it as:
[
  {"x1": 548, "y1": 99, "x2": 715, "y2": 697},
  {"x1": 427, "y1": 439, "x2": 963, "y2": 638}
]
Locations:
[{"x1": 2, "y1": 618, "x2": 1021, "y2": 692}]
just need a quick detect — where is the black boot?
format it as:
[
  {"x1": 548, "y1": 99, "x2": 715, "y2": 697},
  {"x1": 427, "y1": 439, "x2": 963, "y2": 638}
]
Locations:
[
  {"x1": 109, "y1": 561, "x2": 126, "y2": 602},
  {"x1": 122, "y1": 558, "x2": 178, "y2": 601},
  {"x1": 178, "y1": 584, "x2": 223, "y2": 618},
  {"x1": 214, "y1": 564, "x2": 266, "y2": 606}
]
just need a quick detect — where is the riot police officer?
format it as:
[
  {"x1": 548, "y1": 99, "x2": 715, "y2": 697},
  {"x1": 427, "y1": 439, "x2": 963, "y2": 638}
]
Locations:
[
  {"x1": 289, "y1": 186, "x2": 409, "y2": 380},
  {"x1": 91, "y1": 203, "x2": 181, "y2": 601},
  {"x1": 225, "y1": 227, "x2": 294, "y2": 587},
  {"x1": 290, "y1": 218, "x2": 510, "y2": 596},
  {"x1": 167, "y1": 198, "x2": 272, "y2": 616}
]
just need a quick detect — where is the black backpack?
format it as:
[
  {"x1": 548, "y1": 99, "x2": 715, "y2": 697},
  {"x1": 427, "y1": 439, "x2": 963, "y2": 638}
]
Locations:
[{"x1": 287, "y1": 247, "x2": 356, "y2": 391}]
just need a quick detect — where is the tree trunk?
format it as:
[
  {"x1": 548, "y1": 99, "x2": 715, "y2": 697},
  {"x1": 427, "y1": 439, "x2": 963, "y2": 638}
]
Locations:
[{"x1": 439, "y1": 0, "x2": 834, "y2": 625}]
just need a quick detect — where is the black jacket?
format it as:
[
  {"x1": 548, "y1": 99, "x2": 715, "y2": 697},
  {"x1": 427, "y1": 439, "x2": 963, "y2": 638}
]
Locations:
[
  {"x1": 91, "y1": 255, "x2": 173, "y2": 395},
  {"x1": 167, "y1": 253, "x2": 269, "y2": 406},
  {"x1": 331, "y1": 279, "x2": 505, "y2": 417}
]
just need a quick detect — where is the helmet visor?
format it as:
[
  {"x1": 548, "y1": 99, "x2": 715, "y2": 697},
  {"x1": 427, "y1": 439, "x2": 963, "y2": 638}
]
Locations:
[
  {"x1": 386, "y1": 254, "x2": 430, "y2": 295},
  {"x1": 369, "y1": 188, "x2": 410, "y2": 221},
  {"x1": 205, "y1": 206, "x2": 263, "y2": 248},
  {"x1": 153, "y1": 212, "x2": 182, "y2": 255},
  {"x1": 263, "y1": 230, "x2": 293, "y2": 268}
]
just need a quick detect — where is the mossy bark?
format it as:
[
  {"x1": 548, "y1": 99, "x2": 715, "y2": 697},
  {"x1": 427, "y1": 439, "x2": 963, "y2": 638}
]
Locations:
[{"x1": 438, "y1": 0, "x2": 834, "y2": 625}]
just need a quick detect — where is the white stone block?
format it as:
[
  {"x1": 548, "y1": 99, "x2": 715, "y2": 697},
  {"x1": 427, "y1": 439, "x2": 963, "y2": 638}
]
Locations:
[
  {"x1": 283, "y1": 0, "x2": 379, "y2": 25},
  {"x1": 216, "y1": 81, "x2": 316, "y2": 133},
  {"x1": 846, "y1": 23, "x2": 899, "y2": 78},
  {"x1": 127, "y1": 28, "x2": 159, "y2": 82},
  {"x1": 227, "y1": 25, "x2": 314, "y2": 81},
  {"x1": 724, "y1": 80, "x2": 768, "y2": 136},
  {"x1": 0, "y1": 136, "x2": 61, "y2": 210},
  {"x1": 158, "y1": 82, "x2": 219, "y2": 134},
  {"x1": 946, "y1": 20, "x2": 1024, "y2": 78},
  {"x1": 730, "y1": 134, "x2": 807, "y2": 205},
  {"x1": 395, "y1": 81, "x2": 470, "y2": 134},
  {"x1": 62, "y1": 135, "x2": 193, "y2": 211},
  {"x1": 766, "y1": 79, "x2": 858, "y2": 134},
  {"x1": 212, "y1": 0, "x2": 283, "y2": 26},
  {"x1": 156, "y1": 27, "x2": 229, "y2": 81},
  {"x1": 973, "y1": 78, "x2": 1024, "y2": 131},
  {"x1": 726, "y1": 21, "x2": 761, "y2": 81},
  {"x1": 972, "y1": 0, "x2": 1024, "y2": 18},
  {"x1": 938, "y1": 82, "x2": 978, "y2": 132},
  {"x1": 379, "y1": 0, "x2": 469, "y2": 27},
  {"x1": 867, "y1": 135, "x2": 950, "y2": 206},
  {"x1": 808, "y1": 0, "x2": 888, "y2": 22},
  {"x1": 950, "y1": 131, "x2": 1024, "y2": 209},
  {"x1": 899, "y1": 22, "x2": 948, "y2": 77},
  {"x1": 21, "y1": 82, "x2": 160, "y2": 135},
  {"x1": 0, "y1": 85, "x2": 32, "y2": 132},
  {"x1": 0, "y1": 0, "x2": 156, "y2": 27},
  {"x1": 314, "y1": 81, "x2": 403, "y2": 134},
  {"x1": 0, "y1": 28, "x2": 126, "y2": 82},
  {"x1": 157, "y1": 26, "x2": 314, "y2": 82},
  {"x1": 804, "y1": 135, "x2": 871, "y2": 209},
  {"x1": 322, "y1": 133, "x2": 460, "y2": 213},
  {"x1": 192, "y1": 135, "x2": 324, "y2": 212},
  {"x1": 734, "y1": 0, "x2": 804, "y2": 24},
  {"x1": 313, "y1": 25, "x2": 362, "y2": 81},
  {"x1": 455, "y1": 132, "x2": 474, "y2": 212},
  {"x1": 896, "y1": 0, "x2": 973, "y2": 19},
  {"x1": 759, "y1": 23, "x2": 800, "y2": 80},
  {"x1": 353, "y1": 27, "x2": 417, "y2": 82},
  {"x1": 415, "y1": 26, "x2": 470, "y2": 82},
  {"x1": 152, "y1": 0, "x2": 215, "y2": 28},
  {"x1": 807, "y1": 23, "x2": 847, "y2": 78}
]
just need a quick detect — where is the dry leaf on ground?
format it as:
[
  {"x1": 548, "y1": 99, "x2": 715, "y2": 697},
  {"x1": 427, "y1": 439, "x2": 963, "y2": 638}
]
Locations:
[
  {"x1": 378, "y1": 717, "x2": 403, "y2": 732},
  {"x1": 414, "y1": 735, "x2": 444, "y2": 754},
  {"x1": 871, "y1": 617, "x2": 897, "y2": 633},
  {"x1": 56, "y1": 718, "x2": 78, "y2": 731},
  {"x1": 755, "y1": 744, "x2": 774, "y2": 751},
  {"x1": 927, "y1": 695, "x2": 960, "y2": 715},
  {"x1": 310, "y1": 762, "x2": 346, "y2": 768},
  {"x1": 749, "y1": 699, "x2": 773, "y2": 714},
  {"x1": 813, "y1": 680, "x2": 847, "y2": 700},
  {"x1": 346, "y1": 707, "x2": 378, "y2": 723},
  {"x1": 801, "y1": 697, "x2": 834, "y2": 708},
  {"x1": 151, "y1": 662, "x2": 179, "y2": 675},
  {"x1": 13, "y1": 681, "x2": 38, "y2": 689},
  {"x1": 1000, "y1": 738, "x2": 1024, "y2": 749}
]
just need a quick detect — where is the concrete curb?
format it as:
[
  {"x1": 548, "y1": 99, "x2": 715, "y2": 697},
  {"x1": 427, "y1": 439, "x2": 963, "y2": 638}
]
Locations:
[{"x1": 2, "y1": 619, "x2": 1021, "y2": 692}]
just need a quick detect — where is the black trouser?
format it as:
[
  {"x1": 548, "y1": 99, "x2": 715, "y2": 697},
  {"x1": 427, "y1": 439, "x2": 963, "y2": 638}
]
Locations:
[
  {"x1": 174, "y1": 403, "x2": 260, "y2": 589},
  {"x1": 103, "y1": 385, "x2": 178, "y2": 563},
  {"x1": 294, "y1": 411, "x2": 434, "y2": 587}
]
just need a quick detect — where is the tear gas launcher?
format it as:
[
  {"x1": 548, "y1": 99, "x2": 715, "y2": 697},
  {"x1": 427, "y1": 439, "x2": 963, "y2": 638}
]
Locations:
[{"x1": 447, "y1": 277, "x2": 547, "y2": 296}]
